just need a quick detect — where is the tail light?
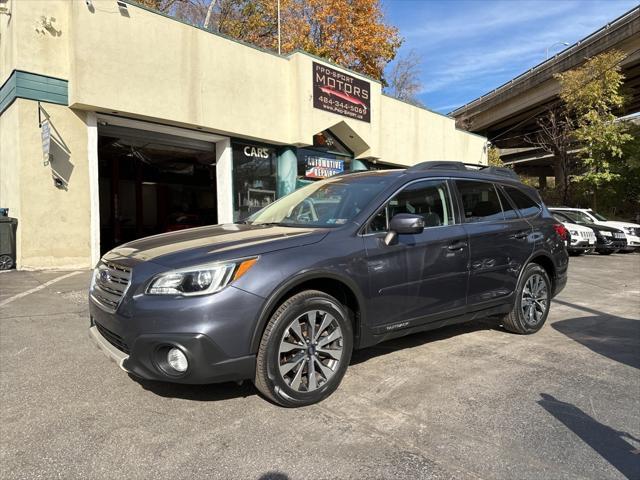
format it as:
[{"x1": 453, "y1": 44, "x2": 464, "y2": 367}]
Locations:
[{"x1": 553, "y1": 223, "x2": 568, "y2": 241}]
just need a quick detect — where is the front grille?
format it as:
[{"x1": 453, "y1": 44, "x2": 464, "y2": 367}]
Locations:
[
  {"x1": 95, "y1": 321, "x2": 130, "y2": 354},
  {"x1": 91, "y1": 262, "x2": 132, "y2": 313}
]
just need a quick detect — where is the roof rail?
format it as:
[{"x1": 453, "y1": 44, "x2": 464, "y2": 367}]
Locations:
[
  {"x1": 405, "y1": 161, "x2": 520, "y2": 180},
  {"x1": 479, "y1": 166, "x2": 520, "y2": 180},
  {"x1": 406, "y1": 161, "x2": 468, "y2": 172}
]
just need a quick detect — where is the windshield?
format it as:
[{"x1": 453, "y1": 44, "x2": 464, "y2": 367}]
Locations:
[
  {"x1": 587, "y1": 209, "x2": 608, "y2": 221},
  {"x1": 561, "y1": 211, "x2": 591, "y2": 224},
  {"x1": 245, "y1": 174, "x2": 394, "y2": 228}
]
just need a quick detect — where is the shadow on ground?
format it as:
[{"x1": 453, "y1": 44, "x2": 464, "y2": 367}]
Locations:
[
  {"x1": 552, "y1": 299, "x2": 640, "y2": 369},
  {"x1": 538, "y1": 393, "x2": 640, "y2": 480},
  {"x1": 132, "y1": 375, "x2": 257, "y2": 402}
]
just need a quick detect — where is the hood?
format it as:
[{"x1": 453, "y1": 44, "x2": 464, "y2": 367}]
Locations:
[
  {"x1": 102, "y1": 223, "x2": 329, "y2": 268},
  {"x1": 590, "y1": 224, "x2": 625, "y2": 233},
  {"x1": 598, "y1": 220, "x2": 640, "y2": 230},
  {"x1": 562, "y1": 222, "x2": 592, "y2": 233}
]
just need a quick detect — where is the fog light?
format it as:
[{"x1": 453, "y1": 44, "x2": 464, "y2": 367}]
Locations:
[{"x1": 167, "y1": 348, "x2": 188, "y2": 373}]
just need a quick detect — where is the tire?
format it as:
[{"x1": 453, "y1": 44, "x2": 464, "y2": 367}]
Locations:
[
  {"x1": 597, "y1": 250, "x2": 613, "y2": 255},
  {"x1": 0, "y1": 254, "x2": 14, "y2": 270},
  {"x1": 254, "y1": 290, "x2": 353, "y2": 407},
  {"x1": 501, "y1": 264, "x2": 551, "y2": 335},
  {"x1": 568, "y1": 250, "x2": 583, "y2": 256}
]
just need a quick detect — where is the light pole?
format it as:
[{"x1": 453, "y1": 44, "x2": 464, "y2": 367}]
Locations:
[
  {"x1": 277, "y1": 0, "x2": 281, "y2": 55},
  {"x1": 546, "y1": 42, "x2": 569, "y2": 59}
]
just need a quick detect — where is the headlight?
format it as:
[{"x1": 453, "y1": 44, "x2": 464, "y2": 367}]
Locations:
[
  {"x1": 146, "y1": 258, "x2": 257, "y2": 296},
  {"x1": 623, "y1": 227, "x2": 633, "y2": 234},
  {"x1": 600, "y1": 230, "x2": 612, "y2": 237},
  {"x1": 569, "y1": 230, "x2": 578, "y2": 235}
]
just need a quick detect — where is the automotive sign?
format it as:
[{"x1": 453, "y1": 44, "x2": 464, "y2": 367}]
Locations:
[
  {"x1": 305, "y1": 156, "x2": 344, "y2": 179},
  {"x1": 313, "y1": 62, "x2": 370, "y2": 123}
]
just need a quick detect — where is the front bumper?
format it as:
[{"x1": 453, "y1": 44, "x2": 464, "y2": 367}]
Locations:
[
  {"x1": 622, "y1": 234, "x2": 640, "y2": 251},
  {"x1": 595, "y1": 238, "x2": 627, "y2": 252},
  {"x1": 88, "y1": 283, "x2": 265, "y2": 384}
]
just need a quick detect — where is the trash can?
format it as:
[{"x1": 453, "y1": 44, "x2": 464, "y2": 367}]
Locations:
[{"x1": 0, "y1": 216, "x2": 18, "y2": 270}]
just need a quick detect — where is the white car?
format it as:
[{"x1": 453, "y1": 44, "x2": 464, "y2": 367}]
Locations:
[
  {"x1": 550, "y1": 208, "x2": 640, "y2": 252},
  {"x1": 550, "y1": 212, "x2": 596, "y2": 255}
]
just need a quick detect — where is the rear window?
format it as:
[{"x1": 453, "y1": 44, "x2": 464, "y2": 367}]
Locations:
[{"x1": 504, "y1": 186, "x2": 541, "y2": 217}]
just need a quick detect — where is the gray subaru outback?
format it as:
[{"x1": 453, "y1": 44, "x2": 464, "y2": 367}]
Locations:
[{"x1": 89, "y1": 162, "x2": 568, "y2": 407}]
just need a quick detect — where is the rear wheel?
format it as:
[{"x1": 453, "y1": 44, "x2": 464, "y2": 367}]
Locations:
[
  {"x1": 501, "y1": 264, "x2": 551, "y2": 334},
  {"x1": 254, "y1": 290, "x2": 353, "y2": 407}
]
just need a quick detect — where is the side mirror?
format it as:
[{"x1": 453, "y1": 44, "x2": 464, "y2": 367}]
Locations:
[{"x1": 384, "y1": 213, "x2": 425, "y2": 245}]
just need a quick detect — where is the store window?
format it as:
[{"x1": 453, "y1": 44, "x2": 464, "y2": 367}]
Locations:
[{"x1": 232, "y1": 142, "x2": 277, "y2": 221}]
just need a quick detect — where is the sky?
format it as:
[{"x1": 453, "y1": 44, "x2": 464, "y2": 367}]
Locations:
[{"x1": 382, "y1": 0, "x2": 638, "y2": 114}]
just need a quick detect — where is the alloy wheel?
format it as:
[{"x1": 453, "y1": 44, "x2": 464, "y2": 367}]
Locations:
[
  {"x1": 0, "y1": 255, "x2": 13, "y2": 270},
  {"x1": 521, "y1": 273, "x2": 548, "y2": 326},
  {"x1": 278, "y1": 309, "x2": 344, "y2": 392}
]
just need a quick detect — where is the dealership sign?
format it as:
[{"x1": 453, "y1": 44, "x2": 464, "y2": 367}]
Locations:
[
  {"x1": 313, "y1": 62, "x2": 370, "y2": 123},
  {"x1": 305, "y1": 156, "x2": 344, "y2": 179}
]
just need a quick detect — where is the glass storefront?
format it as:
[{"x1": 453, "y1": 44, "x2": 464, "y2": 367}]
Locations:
[
  {"x1": 296, "y1": 130, "x2": 353, "y2": 188},
  {"x1": 232, "y1": 141, "x2": 277, "y2": 221}
]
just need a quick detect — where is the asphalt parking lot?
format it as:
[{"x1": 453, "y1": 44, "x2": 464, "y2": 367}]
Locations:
[{"x1": 1, "y1": 254, "x2": 639, "y2": 480}]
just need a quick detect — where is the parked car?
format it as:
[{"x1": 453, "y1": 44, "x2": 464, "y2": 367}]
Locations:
[
  {"x1": 550, "y1": 209, "x2": 628, "y2": 255},
  {"x1": 89, "y1": 162, "x2": 569, "y2": 407},
  {"x1": 549, "y1": 207, "x2": 639, "y2": 252},
  {"x1": 550, "y1": 212, "x2": 595, "y2": 255}
]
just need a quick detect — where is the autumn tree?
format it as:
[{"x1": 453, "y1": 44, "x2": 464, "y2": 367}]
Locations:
[
  {"x1": 487, "y1": 146, "x2": 503, "y2": 166},
  {"x1": 555, "y1": 49, "x2": 632, "y2": 209},
  {"x1": 385, "y1": 49, "x2": 424, "y2": 106}
]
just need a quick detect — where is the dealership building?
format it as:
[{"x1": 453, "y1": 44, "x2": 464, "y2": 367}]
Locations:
[{"x1": 0, "y1": 0, "x2": 487, "y2": 270}]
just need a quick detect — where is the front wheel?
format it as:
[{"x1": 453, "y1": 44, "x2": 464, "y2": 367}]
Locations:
[
  {"x1": 254, "y1": 290, "x2": 353, "y2": 407},
  {"x1": 501, "y1": 264, "x2": 551, "y2": 334}
]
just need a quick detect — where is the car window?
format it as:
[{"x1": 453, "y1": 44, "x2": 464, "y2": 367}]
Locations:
[
  {"x1": 367, "y1": 179, "x2": 455, "y2": 233},
  {"x1": 496, "y1": 187, "x2": 518, "y2": 220},
  {"x1": 503, "y1": 186, "x2": 541, "y2": 217},
  {"x1": 247, "y1": 174, "x2": 394, "y2": 227},
  {"x1": 559, "y1": 210, "x2": 590, "y2": 224},
  {"x1": 456, "y1": 180, "x2": 504, "y2": 223},
  {"x1": 588, "y1": 209, "x2": 608, "y2": 221}
]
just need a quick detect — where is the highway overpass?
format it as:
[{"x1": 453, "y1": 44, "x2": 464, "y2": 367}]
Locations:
[{"x1": 450, "y1": 6, "x2": 640, "y2": 175}]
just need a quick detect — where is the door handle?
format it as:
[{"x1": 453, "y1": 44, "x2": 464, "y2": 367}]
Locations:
[
  {"x1": 447, "y1": 240, "x2": 468, "y2": 251},
  {"x1": 512, "y1": 231, "x2": 528, "y2": 240}
]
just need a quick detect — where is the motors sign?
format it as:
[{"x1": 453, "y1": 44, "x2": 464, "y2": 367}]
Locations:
[{"x1": 313, "y1": 62, "x2": 370, "y2": 123}]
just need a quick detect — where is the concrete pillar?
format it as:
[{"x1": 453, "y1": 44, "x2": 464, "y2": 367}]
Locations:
[
  {"x1": 538, "y1": 175, "x2": 547, "y2": 190},
  {"x1": 215, "y1": 138, "x2": 233, "y2": 224},
  {"x1": 351, "y1": 158, "x2": 368, "y2": 171},
  {"x1": 277, "y1": 147, "x2": 298, "y2": 197}
]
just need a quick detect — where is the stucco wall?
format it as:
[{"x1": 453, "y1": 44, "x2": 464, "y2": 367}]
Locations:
[
  {"x1": 0, "y1": 0, "x2": 487, "y2": 269},
  {"x1": 1, "y1": 100, "x2": 92, "y2": 269}
]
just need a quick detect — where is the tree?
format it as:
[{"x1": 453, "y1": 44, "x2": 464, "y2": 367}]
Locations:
[
  {"x1": 526, "y1": 107, "x2": 574, "y2": 203},
  {"x1": 384, "y1": 50, "x2": 424, "y2": 106},
  {"x1": 555, "y1": 50, "x2": 632, "y2": 209},
  {"x1": 138, "y1": 0, "x2": 401, "y2": 82},
  {"x1": 487, "y1": 146, "x2": 503, "y2": 166}
]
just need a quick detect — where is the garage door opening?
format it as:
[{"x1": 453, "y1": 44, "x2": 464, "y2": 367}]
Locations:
[{"x1": 97, "y1": 125, "x2": 217, "y2": 254}]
